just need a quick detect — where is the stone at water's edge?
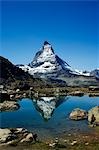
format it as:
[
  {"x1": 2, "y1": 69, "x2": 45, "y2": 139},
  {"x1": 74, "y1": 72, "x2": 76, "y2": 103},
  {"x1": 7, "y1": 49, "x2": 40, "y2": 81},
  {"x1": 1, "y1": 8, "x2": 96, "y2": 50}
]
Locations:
[
  {"x1": 69, "y1": 108, "x2": 87, "y2": 120},
  {"x1": 0, "y1": 129, "x2": 12, "y2": 143},
  {"x1": 69, "y1": 91, "x2": 84, "y2": 96},
  {"x1": 0, "y1": 101, "x2": 20, "y2": 111},
  {"x1": 0, "y1": 128, "x2": 35, "y2": 145},
  {"x1": 20, "y1": 133, "x2": 33, "y2": 143},
  {"x1": 88, "y1": 106, "x2": 99, "y2": 126}
]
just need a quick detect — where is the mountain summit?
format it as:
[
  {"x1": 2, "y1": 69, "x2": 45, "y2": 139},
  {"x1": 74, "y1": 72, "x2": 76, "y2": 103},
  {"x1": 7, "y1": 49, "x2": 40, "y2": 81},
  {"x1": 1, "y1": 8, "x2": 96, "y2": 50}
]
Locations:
[{"x1": 19, "y1": 41, "x2": 76, "y2": 77}]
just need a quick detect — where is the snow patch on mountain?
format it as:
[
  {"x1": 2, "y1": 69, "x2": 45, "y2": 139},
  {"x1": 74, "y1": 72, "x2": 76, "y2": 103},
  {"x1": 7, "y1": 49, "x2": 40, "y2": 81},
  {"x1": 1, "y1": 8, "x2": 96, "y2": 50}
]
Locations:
[{"x1": 74, "y1": 69, "x2": 90, "y2": 76}]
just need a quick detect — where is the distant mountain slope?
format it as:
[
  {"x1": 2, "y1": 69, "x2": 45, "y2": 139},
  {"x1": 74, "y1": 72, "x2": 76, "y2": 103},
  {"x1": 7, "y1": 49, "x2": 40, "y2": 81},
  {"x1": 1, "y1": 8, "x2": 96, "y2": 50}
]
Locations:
[
  {"x1": 0, "y1": 56, "x2": 32, "y2": 82},
  {"x1": 90, "y1": 69, "x2": 99, "y2": 79}
]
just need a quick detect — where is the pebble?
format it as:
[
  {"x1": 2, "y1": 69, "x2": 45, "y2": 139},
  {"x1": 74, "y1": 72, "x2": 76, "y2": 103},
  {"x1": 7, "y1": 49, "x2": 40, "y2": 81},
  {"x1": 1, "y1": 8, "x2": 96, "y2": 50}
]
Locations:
[
  {"x1": 49, "y1": 142, "x2": 56, "y2": 147},
  {"x1": 85, "y1": 142, "x2": 89, "y2": 145},
  {"x1": 71, "y1": 140, "x2": 77, "y2": 146}
]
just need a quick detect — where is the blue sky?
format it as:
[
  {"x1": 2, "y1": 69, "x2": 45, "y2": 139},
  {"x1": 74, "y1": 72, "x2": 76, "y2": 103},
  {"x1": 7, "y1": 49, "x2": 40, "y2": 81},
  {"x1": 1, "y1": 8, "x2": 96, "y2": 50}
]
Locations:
[{"x1": 1, "y1": 0, "x2": 98, "y2": 71}]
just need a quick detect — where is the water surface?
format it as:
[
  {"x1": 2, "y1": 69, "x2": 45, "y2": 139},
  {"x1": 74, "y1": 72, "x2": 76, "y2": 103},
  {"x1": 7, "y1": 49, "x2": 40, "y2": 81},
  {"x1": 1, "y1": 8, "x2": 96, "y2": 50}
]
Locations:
[{"x1": 0, "y1": 96, "x2": 99, "y2": 139}]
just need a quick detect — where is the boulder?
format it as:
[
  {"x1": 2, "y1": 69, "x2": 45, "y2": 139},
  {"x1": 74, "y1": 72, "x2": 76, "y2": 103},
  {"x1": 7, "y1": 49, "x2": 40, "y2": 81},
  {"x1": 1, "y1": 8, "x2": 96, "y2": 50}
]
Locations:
[
  {"x1": 15, "y1": 94, "x2": 22, "y2": 99},
  {"x1": 23, "y1": 93, "x2": 26, "y2": 97},
  {"x1": 0, "y1": 128, "x2": 35, "y2": 145},
  {"x1": 70, "y1": 91, "x2": 84, "y2": 96},
  {"x1": 71, "y1": 140, "x2": 77, "y2": 146},
  {"x1": 16, "y1": 89, "x2": 20, "y2": 92},
  {"x1": 0, "y1": 101, "x2": 20, "y2": 111},
  {"x1": 0, "y1": 129, "x2": 14, "y2": 143},
  {"x1": 88, "y1": 106, "x2": 99, "y2": 126},
  {"x1": 20, "y1": 133, "x2": 33, "y2": 143},
  {"x1": 89, "y1": 86, "x2": 99, "y2": 91},
  {"x1": 14, "y1": 128, "x2": 28, "y2": 134},
  {"x1": 69, "y1": 108, "x2": 87, "y2": 120},
  {"x1": 10, "y1": 94, "x2": 14, "y2": 99},
  {"x1": 30, "y1": 87, "x2": 33, "y2": 90},
  {"x1": 7, "y1": 89, "x2": 13, "y2": 94},
  {"x1": 89, "y1": 93, "x2": 99, "y2": 97}
]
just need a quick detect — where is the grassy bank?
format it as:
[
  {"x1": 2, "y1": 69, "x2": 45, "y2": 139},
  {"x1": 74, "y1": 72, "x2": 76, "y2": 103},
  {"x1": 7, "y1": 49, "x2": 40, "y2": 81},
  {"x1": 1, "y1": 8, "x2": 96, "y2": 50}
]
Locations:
[{"x1": 1, "y1": 131, "x2": 99, "y2": 150}]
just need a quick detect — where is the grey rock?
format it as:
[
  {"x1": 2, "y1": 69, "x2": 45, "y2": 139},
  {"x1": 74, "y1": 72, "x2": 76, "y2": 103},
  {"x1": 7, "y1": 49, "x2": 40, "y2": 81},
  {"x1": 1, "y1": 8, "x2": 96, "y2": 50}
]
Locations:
[
  {"x1": 70, "y1": 108, "x2": 87, "y2": 120},
  {"x1": 88, "y1": 106, "x2": 99, "y2": 126},
  {"x1": 0, "y1": 128, "x2": 35, "y2": 145},
  {"x1": 0, "y1": 129, "x2": 11, "y2": 143},
  {"x1": 20, "y1": 133, "x2": 33, "y2": 143},
  {"x1": 70, "y1": 91, "x2": 84, "y2": 96},
  {"x1": 0, "y1": 101, "x2": 20, "y2": 111}
]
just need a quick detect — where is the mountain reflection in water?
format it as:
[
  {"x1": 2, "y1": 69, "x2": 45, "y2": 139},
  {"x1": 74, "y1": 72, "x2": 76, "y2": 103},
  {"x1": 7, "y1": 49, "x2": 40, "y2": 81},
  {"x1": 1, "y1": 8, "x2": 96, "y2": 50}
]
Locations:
[
  {"x1": 1, "y1": 96, "x2": 99, "y2": 138},
  {"x1": 32, "y1": 96, "x2": 68, "y2": 120}
]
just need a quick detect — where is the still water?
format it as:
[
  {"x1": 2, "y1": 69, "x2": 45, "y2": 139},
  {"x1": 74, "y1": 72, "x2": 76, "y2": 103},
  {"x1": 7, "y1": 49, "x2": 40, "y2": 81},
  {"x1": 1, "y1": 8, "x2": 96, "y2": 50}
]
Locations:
[{"x1": 0, "y1": 96, "x2": 99, "y2": 139}]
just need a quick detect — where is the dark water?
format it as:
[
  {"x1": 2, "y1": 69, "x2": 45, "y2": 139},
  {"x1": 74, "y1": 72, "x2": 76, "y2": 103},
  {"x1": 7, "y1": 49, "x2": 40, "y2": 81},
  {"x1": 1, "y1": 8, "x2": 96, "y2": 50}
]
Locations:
[{"x1": 0, "y1": 96, "x2": 99, "y2": 139}]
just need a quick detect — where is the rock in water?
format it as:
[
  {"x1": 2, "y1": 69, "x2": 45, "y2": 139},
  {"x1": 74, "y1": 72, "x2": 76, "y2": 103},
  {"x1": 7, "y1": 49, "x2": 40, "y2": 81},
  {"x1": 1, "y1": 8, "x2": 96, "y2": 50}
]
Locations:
[
  {"x1": 88, "y1": 106, "x2": 99, "y2": 126},
  {"x1": 0, "y1": 101, "x2": 20, "y2": 111},
  {"x1": 69, "y1": 108, "x2": 87, "y2": 120}
]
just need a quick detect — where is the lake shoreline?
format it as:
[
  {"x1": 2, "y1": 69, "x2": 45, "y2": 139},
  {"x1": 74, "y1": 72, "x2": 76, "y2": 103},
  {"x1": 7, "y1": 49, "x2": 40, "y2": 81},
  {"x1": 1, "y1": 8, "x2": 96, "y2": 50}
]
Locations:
[
  {"x1": 0, "y1": 128, "x2": 99, "y2": 150},
  {"x1": 1, "y1": 86, "x2": 99, "y2": 103}
]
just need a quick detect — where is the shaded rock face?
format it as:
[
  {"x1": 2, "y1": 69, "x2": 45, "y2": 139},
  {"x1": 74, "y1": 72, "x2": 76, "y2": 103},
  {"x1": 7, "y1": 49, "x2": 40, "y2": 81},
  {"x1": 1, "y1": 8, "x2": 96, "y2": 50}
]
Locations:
[
  {"x1": 0, "y1": 101, "x2": 20, "y2": 111},
  {"x1": 0, "y1": 128, "x2": 35, "y2": 145},
  {"x1": 0, "y1": 56, "x2": 32, "y2": 84},
  {"x1": 1, "y1": 56, "x2": 59, "y2": 89},
  {"x1": 88, "y1": 106, "x2": 99, "y2": 126},
  {"x1": 69, "y1": 108, "x2": 87, "y2": 120}
]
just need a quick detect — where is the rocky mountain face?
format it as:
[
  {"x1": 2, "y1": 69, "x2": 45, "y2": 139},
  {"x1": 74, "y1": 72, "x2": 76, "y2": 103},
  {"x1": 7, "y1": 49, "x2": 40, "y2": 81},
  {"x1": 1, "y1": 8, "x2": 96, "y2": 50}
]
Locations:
[
  {"x1": 19, "y1": 41, "x2": 80, "y2": 78},
  {"x1": 0, "y1": 56, "x2": 43, "y2": 88},
  {"x1": 0, "y1": 56, "x2": 32, "y2": 83}
]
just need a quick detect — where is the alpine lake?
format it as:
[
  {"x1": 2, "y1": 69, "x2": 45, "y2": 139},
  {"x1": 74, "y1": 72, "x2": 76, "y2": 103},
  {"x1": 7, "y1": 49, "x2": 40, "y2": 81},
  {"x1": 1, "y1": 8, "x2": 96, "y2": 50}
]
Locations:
[{"x1": 0, "y1": 95, "x2": 99, "y2": 140}]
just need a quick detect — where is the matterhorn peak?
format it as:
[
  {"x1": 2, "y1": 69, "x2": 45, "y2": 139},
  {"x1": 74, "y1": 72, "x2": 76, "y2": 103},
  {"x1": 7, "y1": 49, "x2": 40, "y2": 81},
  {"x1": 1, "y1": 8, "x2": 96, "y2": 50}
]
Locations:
[
  {"x1": 19, "y1": 41, "x2": 78, "y2": 77},
  {"x1": 42, "y1": 41, "x2": 54, "y2": 54},
  {"x1": 43, "y1": 41, "x2": 50, "y2": 45}
]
